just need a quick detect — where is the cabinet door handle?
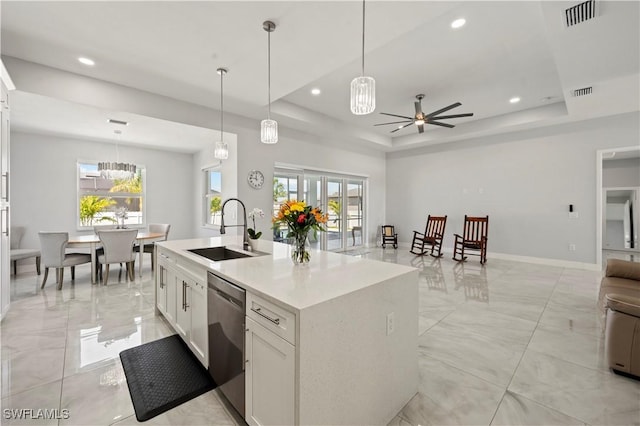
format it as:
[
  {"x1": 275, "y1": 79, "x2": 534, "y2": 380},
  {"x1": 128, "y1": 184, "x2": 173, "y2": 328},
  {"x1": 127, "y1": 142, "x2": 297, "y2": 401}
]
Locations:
[
  {"x1": 251, "y1": 307, "x2": 280, "y2": 325},
  {"x1": 183, "y1": 281, "x2": 189, "y2": 310},
  {"x1": 182, "y1": 281, "x2": 186, "y2": 310},
  {"x1": 1, "y1": 207, "x2": 8, "y2": 236},
  {"x1": 1, "y1": 172, "x2": 8, "y2": 202}
]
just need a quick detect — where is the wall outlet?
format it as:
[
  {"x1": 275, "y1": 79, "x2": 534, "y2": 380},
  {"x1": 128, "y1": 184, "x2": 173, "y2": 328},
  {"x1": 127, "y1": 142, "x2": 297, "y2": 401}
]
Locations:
[
  {"x1": 386, "y1": 312, "x2": 395, "y2": 336},
  {"x1": 569, "y1": 243, "x2": 576, "y2": 251}
]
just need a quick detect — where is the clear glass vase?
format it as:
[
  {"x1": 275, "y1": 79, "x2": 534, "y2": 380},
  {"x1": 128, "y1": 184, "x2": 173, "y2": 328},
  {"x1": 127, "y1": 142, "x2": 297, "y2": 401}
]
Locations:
[{"x1": 291, "y1": 232, "x2": 310, "y2": 265}]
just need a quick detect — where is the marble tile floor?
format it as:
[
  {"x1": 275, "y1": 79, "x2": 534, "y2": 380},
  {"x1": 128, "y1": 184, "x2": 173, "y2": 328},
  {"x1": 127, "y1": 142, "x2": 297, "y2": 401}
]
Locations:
[{"x1": 1, "y1": 250, "x2": 639, "y2": 425}]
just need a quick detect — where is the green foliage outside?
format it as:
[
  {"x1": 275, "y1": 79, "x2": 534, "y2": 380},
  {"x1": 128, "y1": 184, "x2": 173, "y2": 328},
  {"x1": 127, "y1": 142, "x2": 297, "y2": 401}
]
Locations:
[
  {"x1": 328, "y1": 200, "x2": 341, "y2": 223},
  {"x1": 110, "y1": 175, "x2": 142, "y2": 210},
  {"x1": 80, "y1": 196, "x2": 117, "y2": 226},
  {"x1": 273, "y1": 178, "x2": 286, "y2": 202},
  {"x1": 210, "y1": 196, "x2": 221, "y2": 214}
]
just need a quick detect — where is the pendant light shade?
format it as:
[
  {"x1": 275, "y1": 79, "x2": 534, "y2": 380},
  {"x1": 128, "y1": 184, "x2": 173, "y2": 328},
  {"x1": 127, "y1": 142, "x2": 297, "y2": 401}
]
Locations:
[
  {"x1": 214, "y1": 140, "x2": 228, "y2": 160},
  {"x1": 260, "y1": 119, "x2": 278, "y2": 144},
  {"x1": 261, "y1": 20, "x2": 278, "y2": 144},
  {"x1": 350, "y1": 0, "x2": 375, "y2": 115},
  {"x1": 350, "y1": 76, "x2": 375, "y2": 115},
  {"x1": 99, "y1": 129, "x2": 137, "y2": 180},
  {"x1": 214, "y1": 67, "x2": 229, "y2": 160}
]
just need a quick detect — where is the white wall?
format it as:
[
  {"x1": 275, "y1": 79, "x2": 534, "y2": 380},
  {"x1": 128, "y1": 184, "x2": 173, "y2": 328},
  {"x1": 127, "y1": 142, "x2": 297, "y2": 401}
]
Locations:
[
  {"x1": 5, "y1": 58, "x2": 387, "y2": 246},
  {"x1": 192, "y1": 134, "x2": 238, "y2": 238},
  {"x1": 386, "y1": 112, "x2": 640, "y2": 265},
  {"x1": 231, "y1": 126, "x2": 386, "y2": 244},
  {"x1": 193, "y1": 126, "x2": 386, "y2": 244},
  {"x1": 603, "y1": 157, "x2": 640, "y2": 187},
  {"x1": 11, "y1": 132, "x2": 194, "y2": 251}
]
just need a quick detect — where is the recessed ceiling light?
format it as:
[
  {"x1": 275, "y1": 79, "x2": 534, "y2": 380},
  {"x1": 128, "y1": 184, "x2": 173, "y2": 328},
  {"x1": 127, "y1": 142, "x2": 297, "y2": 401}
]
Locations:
[
  {"x1": 311, "y1": 88, "x2": 321, "y2": 96},
  {"x1": 78, "y1": 57, "x2": 95, "y2": 66},
  {"x1": 451, "y1": 18, "x2": 466, "y2": 29},
  {"x1": 510, "y1": 97, "x2": 521, "y2": 104}
]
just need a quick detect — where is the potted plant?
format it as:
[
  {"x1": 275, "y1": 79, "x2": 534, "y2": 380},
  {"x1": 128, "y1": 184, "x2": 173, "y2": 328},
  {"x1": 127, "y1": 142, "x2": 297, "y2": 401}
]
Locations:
[{"x1": 247, "y1": 207, "x2": 265, "y2": 251}]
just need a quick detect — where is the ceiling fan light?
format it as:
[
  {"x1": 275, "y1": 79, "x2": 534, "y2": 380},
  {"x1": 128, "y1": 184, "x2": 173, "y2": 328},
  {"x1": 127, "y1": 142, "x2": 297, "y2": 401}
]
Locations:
[
  {"x1": 415, "y1": 119, "x2": 425, "y2": 126},
  {"x1": 214, "y1": 141, "x2": 228, "y2": 160},
  {"x1": 261, "y1": 119, "x2": 278, "y2": 144},
  {"x1": 350, "y1": 76, "x2": 376, "y2": 115}
]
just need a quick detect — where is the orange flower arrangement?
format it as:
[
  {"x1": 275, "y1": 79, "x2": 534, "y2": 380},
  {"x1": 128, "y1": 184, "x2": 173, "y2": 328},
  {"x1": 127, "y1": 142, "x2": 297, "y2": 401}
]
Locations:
[{"x1": 272, "y1": 200, "x2": 328, "y2": 263}]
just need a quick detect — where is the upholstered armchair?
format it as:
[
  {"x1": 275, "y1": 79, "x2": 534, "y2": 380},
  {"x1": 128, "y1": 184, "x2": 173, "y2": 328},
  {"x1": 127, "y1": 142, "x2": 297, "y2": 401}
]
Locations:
[{"x1": 599, "y1": 259, "x2": 640, "y2": 377}]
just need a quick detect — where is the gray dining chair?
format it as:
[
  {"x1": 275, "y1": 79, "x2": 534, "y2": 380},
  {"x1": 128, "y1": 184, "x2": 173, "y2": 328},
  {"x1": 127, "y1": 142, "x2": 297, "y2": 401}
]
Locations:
[
  {"x1": 38, "y1": 232, "x2": 91, "y2": 290},
  {"x1": 97, "y1": 229, "x2": 138, "y2": 285},
  {"x1": 134, "y1": 223, "x2": 170, "y2": 271},
  {"x1": 11, "y1": 226, "x2": 41, "y2": 275}
]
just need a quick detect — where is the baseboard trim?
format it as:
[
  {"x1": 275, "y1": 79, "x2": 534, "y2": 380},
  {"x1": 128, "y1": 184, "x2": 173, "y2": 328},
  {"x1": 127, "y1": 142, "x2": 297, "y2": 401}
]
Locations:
[{"x1": 379, "y1": 242, "x2": 601, "y2": 271}]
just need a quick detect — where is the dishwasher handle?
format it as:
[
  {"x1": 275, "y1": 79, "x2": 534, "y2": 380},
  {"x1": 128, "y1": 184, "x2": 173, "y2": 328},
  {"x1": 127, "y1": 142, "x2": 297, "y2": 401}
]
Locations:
[{"x1": 215, "y1": 289, "x2": 244, "y2": 312}]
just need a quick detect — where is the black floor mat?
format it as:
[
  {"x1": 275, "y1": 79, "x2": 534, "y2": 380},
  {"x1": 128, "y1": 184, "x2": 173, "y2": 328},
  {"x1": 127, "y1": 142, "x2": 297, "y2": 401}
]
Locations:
[{"x1": 120, "y1": 334, "x2": 216, "y2": 422}]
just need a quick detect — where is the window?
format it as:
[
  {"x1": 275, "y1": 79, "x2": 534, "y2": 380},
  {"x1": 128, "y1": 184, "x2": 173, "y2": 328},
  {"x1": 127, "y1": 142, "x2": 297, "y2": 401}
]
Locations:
[
  {"x1": 204, "y1": 167, "x2": 222, "y2": 227},
  {"x1": 273, "y1": 167, "x2": 366, "y2": 250},
  {"x1": 77, "y1": 162, "x2": 145, "y2": 229}
]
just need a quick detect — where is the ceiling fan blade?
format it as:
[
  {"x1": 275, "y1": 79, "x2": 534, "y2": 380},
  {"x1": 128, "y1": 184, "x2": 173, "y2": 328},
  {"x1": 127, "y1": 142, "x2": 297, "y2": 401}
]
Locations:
[
  {"x1": 425, "y1": 102, "x2": 462, "y2": 118},
  {"x1": 428, "y1": 121, "x2": 455, "y2": 128},
  {"x1": 390, "y1": 122, "x2": 414, "y2": 133},
  {"x1": 374, "y1": 120, "x2": 413, "y2": 126},
  {"x1": 414, "y1": 100, "x2": 423, "y2": 115},
  {"x1": 418, "y1": 123, "x2": 424, "y2": 133},
  {"x1": 430, "y1": 113, "x2": 474, "y2": 120},
  {"x1": 380, "y1": 112, "x2": 413, "y2": 120}
]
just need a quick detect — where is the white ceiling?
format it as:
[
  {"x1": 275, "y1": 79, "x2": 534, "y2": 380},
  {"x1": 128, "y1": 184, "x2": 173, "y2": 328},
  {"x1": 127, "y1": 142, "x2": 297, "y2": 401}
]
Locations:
[{"x1": 2, "y1": 1, "x2": 639, "y2": 153}]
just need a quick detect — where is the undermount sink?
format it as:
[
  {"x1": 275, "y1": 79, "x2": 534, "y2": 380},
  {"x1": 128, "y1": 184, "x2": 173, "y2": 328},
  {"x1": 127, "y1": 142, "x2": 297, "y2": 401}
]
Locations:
[{"x1": 188, "y1": 246, "x2": 252, "y2": 261}]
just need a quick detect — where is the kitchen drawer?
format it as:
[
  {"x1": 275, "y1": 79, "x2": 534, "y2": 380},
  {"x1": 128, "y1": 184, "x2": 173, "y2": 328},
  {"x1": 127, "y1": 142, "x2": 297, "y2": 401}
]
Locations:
[
  {"x1": 157, "y1": 250, "x2": 177, "y2": 268},
  {"x1": 247, "y1": 293, "x2": 296, "y2": 345}
]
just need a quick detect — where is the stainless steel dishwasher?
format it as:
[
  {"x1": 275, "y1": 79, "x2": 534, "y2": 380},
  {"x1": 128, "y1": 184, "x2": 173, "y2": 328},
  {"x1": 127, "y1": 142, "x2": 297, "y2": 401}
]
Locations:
[{"x1": 208, "y1": 272, "x2": 245, "y2": 417}]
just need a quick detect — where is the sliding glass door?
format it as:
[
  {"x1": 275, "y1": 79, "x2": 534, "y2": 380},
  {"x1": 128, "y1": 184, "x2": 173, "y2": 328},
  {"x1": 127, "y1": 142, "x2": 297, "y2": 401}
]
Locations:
[{"x1": 274, "y1": 167, "x2": 366, "y2": 251}]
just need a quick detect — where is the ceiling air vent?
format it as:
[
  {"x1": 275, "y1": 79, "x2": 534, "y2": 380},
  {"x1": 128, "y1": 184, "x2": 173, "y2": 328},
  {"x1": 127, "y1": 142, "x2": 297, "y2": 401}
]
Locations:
[
  {"x1": 107, "y1": 118, "x2": 129, "y2": 126},
  {"x1": 573, "y1": 86, "x2": 593, "y2": 97},
  {"x1": 565, "y1": 0, "x2": 597, "y2": 27}
]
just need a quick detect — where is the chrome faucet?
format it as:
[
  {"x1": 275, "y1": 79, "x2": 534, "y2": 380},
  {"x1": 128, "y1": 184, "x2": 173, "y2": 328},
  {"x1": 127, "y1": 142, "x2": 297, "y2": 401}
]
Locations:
[{"x1": 220, "y1": 198, "x2": 249, "y2": 250}]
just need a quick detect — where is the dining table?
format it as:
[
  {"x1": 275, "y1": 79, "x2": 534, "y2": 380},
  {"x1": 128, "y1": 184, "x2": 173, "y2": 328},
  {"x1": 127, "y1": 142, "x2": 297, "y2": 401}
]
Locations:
[{"x1": 67, "y1": 231, "x2": 165, "y2": 284}]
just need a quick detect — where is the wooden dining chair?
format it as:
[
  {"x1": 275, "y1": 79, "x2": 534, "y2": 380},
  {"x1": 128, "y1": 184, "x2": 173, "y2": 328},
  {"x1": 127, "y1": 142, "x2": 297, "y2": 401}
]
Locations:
[
  {"x1": 410, "y1": 215, "x2": 447, "y2": 257},
  {"x1": 381, "y1": 225, "x2": 397, "y2": 249},
  {"x1": 452, "y1": 215, "x2": 489, "y2": 264}
]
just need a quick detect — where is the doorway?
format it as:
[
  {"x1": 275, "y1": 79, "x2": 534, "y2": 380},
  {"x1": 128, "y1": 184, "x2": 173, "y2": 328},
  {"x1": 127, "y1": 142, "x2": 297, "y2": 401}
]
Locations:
[
  {"x1": 597, "y1": 146, "x2": 640, "y2": 267},
  {"x1": 273, "y1": 167, "x2": 367, "y2": 251}
]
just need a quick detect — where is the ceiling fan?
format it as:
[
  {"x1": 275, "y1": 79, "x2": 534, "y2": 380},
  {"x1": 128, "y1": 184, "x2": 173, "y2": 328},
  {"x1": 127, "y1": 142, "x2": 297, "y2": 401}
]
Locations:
[{"x1": 375, "y1": 94, "x2": 474, "y2": 134}]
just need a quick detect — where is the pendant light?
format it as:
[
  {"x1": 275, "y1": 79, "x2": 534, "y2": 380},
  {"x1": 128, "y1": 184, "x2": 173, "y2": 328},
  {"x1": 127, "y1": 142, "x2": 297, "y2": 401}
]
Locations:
[
  {"x1": 350, "y1": 0, "x2": 375, "y2": 115},
  {"x1": 214, "y1": 67, "x2": 229, "y2": 160},
  {"x1": 261, "y1": 20, "x2": 278, "y2": 144},
  {"x1": 98, "y1": 129, "x2": 137, "y2": 180}
]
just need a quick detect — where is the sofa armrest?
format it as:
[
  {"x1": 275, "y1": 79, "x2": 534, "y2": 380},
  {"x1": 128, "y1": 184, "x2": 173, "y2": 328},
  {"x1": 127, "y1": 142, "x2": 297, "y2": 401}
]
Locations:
[
  {"x1": 605, "y1": 259, "x2": 640, "y2": 281},
  {"x1": 606, "y1": 293, "x2": 640, "y2": 318}
]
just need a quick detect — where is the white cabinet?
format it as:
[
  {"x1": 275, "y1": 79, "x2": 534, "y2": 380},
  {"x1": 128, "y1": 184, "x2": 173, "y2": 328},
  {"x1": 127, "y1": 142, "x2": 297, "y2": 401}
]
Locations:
[
  {"x1": 189, "y1": 276, "x2": 207, "y2": 364},
  {"x1": 155, "y1": 248, "x2": 208, "y2": 368},
  {"x1": 156, "y1": 253, "x2": 177, "y2": 325},
  {"x1": 175, "y1": 273, "x2": 190, "y2": 339},
  {"x1": 245, "y1": 317, "x2": 295, "y2": 426},
  {"x1": 175, "y1": 268, "x2": 208, "y2": 366},
  {"x1": 0, "y1": 76, "x2": 11, "y2": 320},
  {"x1": 245, "y1": 293, "x2": 296, "y2": 426}
]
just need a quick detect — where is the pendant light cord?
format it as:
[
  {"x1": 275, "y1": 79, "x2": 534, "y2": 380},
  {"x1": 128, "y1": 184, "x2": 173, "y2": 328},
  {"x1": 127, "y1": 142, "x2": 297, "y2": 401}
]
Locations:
[
  {"x1": 361, "y1": 0, "x2": 366, "y2": 77},
  {"x1": 220, "y1": 70, "x2": 224, "y2": 140},
  {"x1": 267, "y1": 29, "x2": 272, "y2": 120}
]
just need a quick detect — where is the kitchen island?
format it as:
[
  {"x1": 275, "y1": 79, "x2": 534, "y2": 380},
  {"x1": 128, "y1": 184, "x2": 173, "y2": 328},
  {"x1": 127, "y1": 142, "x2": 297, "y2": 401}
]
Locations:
[{"x1": 155, "y1": 236, "x2": 418, "y2": 426}]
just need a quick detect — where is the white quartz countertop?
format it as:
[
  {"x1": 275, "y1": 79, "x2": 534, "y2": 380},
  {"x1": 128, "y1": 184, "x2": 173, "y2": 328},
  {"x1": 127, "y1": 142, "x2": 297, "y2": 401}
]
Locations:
[{"x1": 157, "y1": 236, "x2": 416, "y2": 312}]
